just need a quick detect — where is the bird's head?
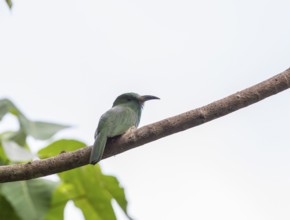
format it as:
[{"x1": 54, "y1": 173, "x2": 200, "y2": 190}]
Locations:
[{"x1": 113, "y1": 92, "x2": 159, "y2": 108}]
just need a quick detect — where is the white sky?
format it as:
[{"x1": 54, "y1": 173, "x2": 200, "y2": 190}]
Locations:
[{"x1": 1, "y1": 0, "x2": 290, "y2": 219}]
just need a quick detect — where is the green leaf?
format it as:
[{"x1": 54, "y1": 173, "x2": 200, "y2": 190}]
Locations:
[
  {"x1": 0, "y1": 195, "x2": 21, "y2": 220},
  {"x1": 0, "y1": 142, "x2": 9, "y2": 165},
  {"x1": 8, "y1": 130, "x2": 27, "y2": 146},
  {"x1": 59, "y1": 165, "x2": 115, "y2": 220},
  {"x1": 103, "y1": 175, "x2": 131, "y2": 218},
  {"x1": 1, "y1": 140, "x2": 34, "y2": 162},
  {"x1": 0, "y1": 99, "x2": 19, "y2": 120},
  {"x1": 0, "y1": 179, "x2": 58, "y2": 220},
  {"x1": 19, "y1": 115, "x2": 70, "y2": 140},
  {"x1": 58, "y1": 165, "x2": 132, "y2": 220},
  {"x1": 38, "y1": 139, "x2": 86, "y2": 159},
  {"x1": 5, "y1": 0, "x2": 13, "y2": 9},
  {"x1": 0, "y1": 130, "x2": 28, "y2": 149},
  {"x1": 44, "y1": 183, "x2": 75, "y2": 220},
  {"x1": 0, "y1": 101, "x2": 8, "y2": 120},
  {"x1": 0, "y1": 131, "x2": 31, "y2": 163},
  {"x1": 0, "y1": 99, "x2": 69, "y2": 141}
]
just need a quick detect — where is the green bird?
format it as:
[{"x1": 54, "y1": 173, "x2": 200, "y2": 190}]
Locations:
[{"x1": 90, "y1": 92, "x2": 159, "y2": 164}]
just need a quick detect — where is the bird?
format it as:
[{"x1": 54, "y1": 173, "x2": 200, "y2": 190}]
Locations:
[{"x1": 89, "y1": 92, "x2": 159, "y2": 164}]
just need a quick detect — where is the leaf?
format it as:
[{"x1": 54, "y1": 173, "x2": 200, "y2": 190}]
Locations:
[
  {"x1": 0, "y1": 131, "x2": 30, "y2": 163},
  {"x1": 0, "y1": 195, "x2": 21, "y2": 220},
  {"x1": 1, "y1": 140, "x2": 34, "y2": 162},
  {"x1": 38, "y1": 139, "x2": 86, "y2": 159},
  {"x1": 59, "y1": 166, "x2": 115, "y2": 220},
  {"x1": 18, "y1": 115, "x2": 70, "y2": 140},
  {"x1": 5, "y1": 0, "x2": 13, "y2": 9},
  {"x1": 8, "y1": 130, "x2": 27, "y2": 146},
  {"x1": 0, "y1": 99, "x2": 69, "y2": 141},
  {"x1": 0, "y1": 130, "x2": 28, "y2": 149},
  {"x1": 0, "y1": 99, "x2": 18, "y2": 120},
  {"x1": 0, "y1": 101, "x2": 8, "y2": 120},
  {"x1": 44, "y1": 183, "x2": 75, "y2": 220},
  {"x1": 102, "y1": 175, "x2": 131, "y2": 218},
  {"x1": 58, "y1": 165, "x2": 132, "y2": 220},
  {"x1": 0, "y1": 142, "x2": 9, "y2": 165},
  {"x1": 0, "y1": 179, "x2": 58, "y2": 220}
]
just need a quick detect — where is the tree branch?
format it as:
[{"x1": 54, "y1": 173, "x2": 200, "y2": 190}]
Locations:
[{"x1": 1, "y1": 68, "x2": 290, "y2": 183}]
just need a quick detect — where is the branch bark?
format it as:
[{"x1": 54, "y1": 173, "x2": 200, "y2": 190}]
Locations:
[{"x1": 1, "y1": 68, "x2": 290, "y2": 183}]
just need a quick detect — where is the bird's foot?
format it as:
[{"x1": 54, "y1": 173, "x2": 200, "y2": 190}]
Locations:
[
  {"x1": 124, "y1": 126, "x2": 137, "y2": 140},
  {"x1": 127, "y1": 126, "x2": 137, "y2": 133}
]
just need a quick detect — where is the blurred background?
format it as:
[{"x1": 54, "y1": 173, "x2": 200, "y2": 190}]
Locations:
[{"x1": 1, "y1": 0, "x2": 290, "y2": 219}]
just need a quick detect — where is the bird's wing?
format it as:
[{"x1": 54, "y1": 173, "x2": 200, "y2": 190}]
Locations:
[
  {"x1": 96, "y1": 105, "x2": 138, "y2": 138},
  {"x1": 90, "y1": 106, "x2": 138, "y2": 164}
]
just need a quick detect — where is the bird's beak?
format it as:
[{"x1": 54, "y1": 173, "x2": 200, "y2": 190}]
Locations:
[{"x1": 140, "y1": 95, "x2": 160, "y2": 102}]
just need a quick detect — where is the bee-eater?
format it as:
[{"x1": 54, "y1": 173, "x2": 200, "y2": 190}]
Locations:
[{"x1": 89, "y1": 92, "x2": 159, "y2": 164}]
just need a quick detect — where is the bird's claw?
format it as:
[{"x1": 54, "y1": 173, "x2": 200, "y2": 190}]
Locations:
[{"x1": 127, "y1": 126, "x2": 137, "y2": 132}]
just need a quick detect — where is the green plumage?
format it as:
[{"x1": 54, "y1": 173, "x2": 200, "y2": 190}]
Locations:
[{"x1": 90, "y1": 92, "x2": 159, "y2": 164}]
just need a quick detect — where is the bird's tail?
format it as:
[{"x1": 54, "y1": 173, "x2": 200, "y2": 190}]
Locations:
[{"x1": 89, "y1": 131, "x2": 107, "y2": 165}]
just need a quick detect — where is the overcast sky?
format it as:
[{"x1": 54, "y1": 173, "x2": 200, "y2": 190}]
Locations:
[{"x1": 1, "y1": 0, "x2": 290, "y2": 219}]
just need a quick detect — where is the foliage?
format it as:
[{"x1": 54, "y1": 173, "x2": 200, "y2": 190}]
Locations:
[
  {"x1": 0, "y1": 179, "x2": 58, "y2": 220},
  {"x1": 58, "y1": 165, "x2": 131, "y2": 220},
  {"x1": 0, "y1": 98, "x2": 132, "y2": 220},
  {"x1": 4, "y1": 0, "x2": 12, "y2": 9},
  {"x1": 38, "y1": 139, "x2": 86, "y2": 159}
]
